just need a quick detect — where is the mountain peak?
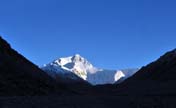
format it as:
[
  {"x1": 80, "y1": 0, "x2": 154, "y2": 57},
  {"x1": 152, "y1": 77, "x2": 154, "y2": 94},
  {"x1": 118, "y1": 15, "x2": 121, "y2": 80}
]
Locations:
[
  {"x1": 71, "y1": 54, "x2": 84, "y2": 62},
  {"x1": 42, "y1": 54, "x2": 138, "y2": 85},
  {"x1": 43, "y1": 54, "x2": 94, "y2": 80},
  {"x1": 74, "y1": 54, "x2": 81, "y2": 57},
  {"x1": 52, "y1": 54, "x2": 88, "y2": 66}
]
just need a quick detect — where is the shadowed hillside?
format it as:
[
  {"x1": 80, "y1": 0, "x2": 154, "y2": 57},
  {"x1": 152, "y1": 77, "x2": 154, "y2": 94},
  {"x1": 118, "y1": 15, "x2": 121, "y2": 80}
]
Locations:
[
  {"x1": 0, "y1": 36, "x2": 69, "y2": 96},
  {"x1": 115, "y1": 49, "x2": 176, "y2": 95}
]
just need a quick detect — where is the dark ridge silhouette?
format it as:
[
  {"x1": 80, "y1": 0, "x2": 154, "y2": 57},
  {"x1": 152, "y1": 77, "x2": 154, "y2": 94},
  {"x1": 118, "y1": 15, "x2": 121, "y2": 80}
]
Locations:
[
  {"x1": 115, "y1": 48, "x2": 176, "y2": 95},
  {"x1": 0, "y1": 36, "x2": 71, "y2": 96},
  {"x1": 126, "y1": 49, "x2": 176, "y2": 81}
]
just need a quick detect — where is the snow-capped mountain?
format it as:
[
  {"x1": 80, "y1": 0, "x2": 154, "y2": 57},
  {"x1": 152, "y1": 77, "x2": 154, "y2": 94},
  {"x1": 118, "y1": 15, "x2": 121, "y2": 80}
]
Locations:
[{"x1": 41, "y1": 54, "x2": 138, "y2": 85}]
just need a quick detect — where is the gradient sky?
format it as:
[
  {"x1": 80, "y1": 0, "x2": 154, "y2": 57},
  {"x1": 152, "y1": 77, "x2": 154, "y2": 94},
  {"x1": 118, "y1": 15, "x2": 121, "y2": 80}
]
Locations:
[{"x1": 0, "y1": 0, "x2": 176, "y2": 69}]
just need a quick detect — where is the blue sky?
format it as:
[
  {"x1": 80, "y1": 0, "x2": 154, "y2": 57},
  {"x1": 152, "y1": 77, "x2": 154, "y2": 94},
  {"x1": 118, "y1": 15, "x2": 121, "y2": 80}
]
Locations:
[{"x1": 0, "y1": 0, "x2": 176, "y2": 69}]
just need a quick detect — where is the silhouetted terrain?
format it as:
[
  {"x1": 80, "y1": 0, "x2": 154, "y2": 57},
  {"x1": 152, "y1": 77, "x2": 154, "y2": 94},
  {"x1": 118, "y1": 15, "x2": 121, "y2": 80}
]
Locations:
[
  {"x1": 0, "y1": 36, "x2": 176, "y2": 108},
  {"x1": 115, "y1": 49, "x2": 176, "y2": 95},
  {"x1": 0, "y1": 36, "x2": 70, "y2": 96},
  {"x1": 93, "y1": 49, "x2": 176, "y2": 95}
]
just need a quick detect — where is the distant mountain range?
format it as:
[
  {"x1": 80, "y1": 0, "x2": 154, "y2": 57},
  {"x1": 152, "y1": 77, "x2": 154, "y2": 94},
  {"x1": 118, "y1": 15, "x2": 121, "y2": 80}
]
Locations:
[{"x1": 41, "y1": 54, "x2": 138, "y2": 85}]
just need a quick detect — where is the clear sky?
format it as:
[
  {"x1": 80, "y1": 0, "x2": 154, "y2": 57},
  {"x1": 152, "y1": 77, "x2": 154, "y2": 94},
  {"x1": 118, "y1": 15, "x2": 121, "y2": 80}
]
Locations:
[{"x1": 0, "y1": 0, "x2": 176, "y2": 69}]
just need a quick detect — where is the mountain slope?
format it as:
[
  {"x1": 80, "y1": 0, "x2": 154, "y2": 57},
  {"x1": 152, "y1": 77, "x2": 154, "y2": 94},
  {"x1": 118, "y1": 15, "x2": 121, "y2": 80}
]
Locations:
[
  {"x1": 0, "y1": 36, "x2": 69, "y2": 96},
  {"x1": 117, "y1": 49, "x2": 176, "y2": 95},
  {"x1": 42, "y1": 54, "x2": 138, "y2": 85},
  {"x1": 42, "y1": 64, "x2": 90, "y2": 85}
]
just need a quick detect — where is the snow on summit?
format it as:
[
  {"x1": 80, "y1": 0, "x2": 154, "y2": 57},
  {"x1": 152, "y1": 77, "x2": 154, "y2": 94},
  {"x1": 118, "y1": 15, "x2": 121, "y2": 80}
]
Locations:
[{"x1": 41, "y1": 54, "x2": 138, "y2": 85}]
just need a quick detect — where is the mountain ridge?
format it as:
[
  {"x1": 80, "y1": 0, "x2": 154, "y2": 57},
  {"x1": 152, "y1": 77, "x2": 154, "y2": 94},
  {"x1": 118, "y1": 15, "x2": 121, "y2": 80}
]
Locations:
[
  {"x1": 0, "y1": 36, "x2": 71, "y2": 96},
  {"x1": 111, "y1": 48, "x2": 176, "y2": 95},
  {"x1": 42, "y1": 54, "x2": 138, "y2": 85}
]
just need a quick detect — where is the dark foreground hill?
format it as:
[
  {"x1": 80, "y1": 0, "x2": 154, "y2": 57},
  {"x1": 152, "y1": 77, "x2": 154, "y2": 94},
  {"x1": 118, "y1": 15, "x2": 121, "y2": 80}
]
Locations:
[
  {"x1": 94, "y1": 49, "x2": 176, "y2": 96},
  {"x1": 116, "y1": 49, "x2": 176, "y2": 95},
  {"x1": 0, "y1": 36, "x2": 70, "y2": 96}
]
